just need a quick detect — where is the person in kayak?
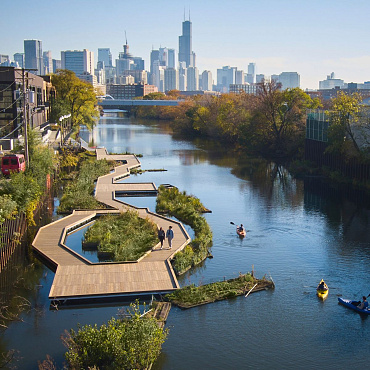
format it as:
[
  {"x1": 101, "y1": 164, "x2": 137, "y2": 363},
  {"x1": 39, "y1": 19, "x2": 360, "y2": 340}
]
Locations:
[
  {"x1": 238, "y1": 224, "x2": 245, "y2": 233},
  {"x1": 318, "y1": 281, "x2": 327, "y2": 290},
  {"x1": 358, "y1": 296, "x2": 369, "y2": 310}
]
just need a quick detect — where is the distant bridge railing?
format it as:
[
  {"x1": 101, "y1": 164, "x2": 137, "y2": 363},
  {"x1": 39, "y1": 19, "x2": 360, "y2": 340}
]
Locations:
[{"x1": 98, "y1": 99, "x2": 181, "y2": 110}]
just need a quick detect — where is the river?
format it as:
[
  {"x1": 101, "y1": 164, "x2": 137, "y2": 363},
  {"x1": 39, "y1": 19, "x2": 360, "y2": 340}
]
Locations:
[{"x1": 1, "y1": 115, "x2": 370, "y2": 369}]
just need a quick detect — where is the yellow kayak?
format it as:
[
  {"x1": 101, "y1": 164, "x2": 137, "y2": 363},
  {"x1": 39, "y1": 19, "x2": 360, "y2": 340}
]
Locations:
[{"x1": 316, "y1": 279, "x2": 329, "y2": 300}]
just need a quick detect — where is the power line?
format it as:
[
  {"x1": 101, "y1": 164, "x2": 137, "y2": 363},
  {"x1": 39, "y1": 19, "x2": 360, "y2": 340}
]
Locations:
[
  {"x1": 0, "y1": 80, "x2": 16, "y2": 93},
  {"x1": 0, "y1": 93, "x2": 23, "y2": 112},
  {"x1": 0, "y1": 117, "x2": 23, "y2": 140}
]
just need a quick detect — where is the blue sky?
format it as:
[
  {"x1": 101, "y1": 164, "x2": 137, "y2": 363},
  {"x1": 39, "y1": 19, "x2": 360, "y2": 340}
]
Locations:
[{"x1": 2, "y1": 0, "x2": 370, "y2": 89}]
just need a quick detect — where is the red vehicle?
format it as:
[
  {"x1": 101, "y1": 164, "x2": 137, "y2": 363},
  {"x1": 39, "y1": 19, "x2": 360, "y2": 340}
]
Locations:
[{"x1": 1, "y1": 154, "x2": 26, "y2": 175}]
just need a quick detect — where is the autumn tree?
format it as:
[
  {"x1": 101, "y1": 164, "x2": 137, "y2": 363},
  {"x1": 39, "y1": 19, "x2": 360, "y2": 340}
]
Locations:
[
  {"x1": 251, "y1": 80, "x2": 320, "y2": 156},
  {"x1": 327, "y1": 92, "x2": 370, "y2": 159},
  {"x1": 50, "y1": 70, "x2": 99, "y2": 135}
]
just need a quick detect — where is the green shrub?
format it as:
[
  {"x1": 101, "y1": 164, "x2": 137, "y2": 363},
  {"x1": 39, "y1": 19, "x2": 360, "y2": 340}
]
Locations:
[
  {"x1": 64, "y1": 301, "x2": 168, "y2": 369},
  {"x1": 156, "y1": 186, "x2": 212, "y2": 274}
]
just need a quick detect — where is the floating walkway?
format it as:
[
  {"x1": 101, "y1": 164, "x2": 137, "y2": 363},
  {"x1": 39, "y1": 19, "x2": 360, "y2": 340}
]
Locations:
[{"x1": 32, "y1": 148, "x2": 191, "y2": 305}]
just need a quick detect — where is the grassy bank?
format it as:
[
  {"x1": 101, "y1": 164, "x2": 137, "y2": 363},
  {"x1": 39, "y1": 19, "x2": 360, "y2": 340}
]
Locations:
[
  {"x1": 165, "y1": 273, "x2": 275, "y2": 309},
  {"x1": 83, "y1": 211, "x2": 158, "y2": 262},
  {"x1": 156, "y1": 185, "x2": 212, "y2": 275}
]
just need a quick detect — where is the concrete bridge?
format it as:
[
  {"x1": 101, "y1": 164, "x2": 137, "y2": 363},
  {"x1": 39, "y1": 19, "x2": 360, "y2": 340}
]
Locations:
[{"x1": 98, "y1": 98, "x2": 181, "y2": 112}]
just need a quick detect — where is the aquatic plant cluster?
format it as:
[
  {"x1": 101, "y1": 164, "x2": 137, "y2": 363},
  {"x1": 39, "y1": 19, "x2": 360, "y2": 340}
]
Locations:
[
  {"x1": 166, "y1": 273, "x2": 274, "y2": 308},
  {"x1": 62, "y1": 301, "x2": 167, "y2": 369},
  {"x1": 156, "y1": 185, "x2": 213, "y2": 274},
  {"x1": 83, "y1": 211, "x2": 158, "y2": 261},
  {"x1": 58, "y1": 156, "x2": 112, "y2": 213}
]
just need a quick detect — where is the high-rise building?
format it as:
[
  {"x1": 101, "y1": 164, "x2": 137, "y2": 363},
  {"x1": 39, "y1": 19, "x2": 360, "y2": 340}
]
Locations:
[
  {"x1": 61, "y1": 49, "x2": 94, "y2": 75},
  {"x1": 98, "y1": 48, "x2": 112, "y2": 67},
  {"x1": 168, "y1": 49, "x2": 176, "y2": 69},
  {"x1": 278, "y1": 72, "x2": 300, "y2": 89},
  {"x1": 235, "y1": 70, "x2": 244, "y2": 85},
  {"x1": 150, "y1": 49, "x2": 160, "y2": 75},
  {"x1": 164, "y1": 68, "x2": 179, "y2": 91},
  {"x1": 43, "y1": 51, "x2": 53, "y2": 74},
  {"x1": 178, "y1": 62, "x2": 187, "y2": 91},
  {"x1": 152, "y1": 60, "x2": 165, "y2": 92},
  {"x1": 179, "y1": 18, "x2": 195, "y2": 68},
  {"x1": 24, "y1": 39, "x2": 43, "y2": 75},
  {"x1": 187, "y1": 66, "x2": 199, "y2": 91},
  {"x1": 53, "y1": 59, "x2": 61, "y2": 72},
  {"x1": 14, "y1": 53, "x2": 24, "y2": 68},
  {"x1": 116, "y1": 40, "x2": 144, "y2": 76},
  {"x1": 319, "y1": 72, "x2": 344, "y2": 89},
  {"x1": 0, "y1": 55, "x2": 9, "y2": 64},
  {"x1": 256, "y1": 74, "x2": 265, "y2": 83},
  {"x1": 201, "y1": 70, "x2": 213, "y2": 91},
  {"x1": 246, "y1": 63, "x2": 256, "y2": 84},
  {"x1": 217, "y1": 66, "x2": 237, "y2": 92}
]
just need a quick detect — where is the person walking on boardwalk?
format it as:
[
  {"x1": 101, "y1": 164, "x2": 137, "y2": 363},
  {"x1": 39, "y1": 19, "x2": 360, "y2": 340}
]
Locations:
[
  {"x1": 166, "y1": 226, "x2": 174, "y2": 249},
  {"x1": 158, "y1": 227, "x2": 165, "y2": 249}
]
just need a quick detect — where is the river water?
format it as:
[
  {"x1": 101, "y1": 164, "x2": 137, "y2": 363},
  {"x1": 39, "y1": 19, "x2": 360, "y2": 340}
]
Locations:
[{"x1": 2, "y1": 115, "x2": 370, "y2": 369}]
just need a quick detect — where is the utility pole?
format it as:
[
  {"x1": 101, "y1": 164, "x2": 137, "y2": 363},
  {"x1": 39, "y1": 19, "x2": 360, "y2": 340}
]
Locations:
[{"x1": 22, "y1": 68, "x2": 29, "y2": 167}]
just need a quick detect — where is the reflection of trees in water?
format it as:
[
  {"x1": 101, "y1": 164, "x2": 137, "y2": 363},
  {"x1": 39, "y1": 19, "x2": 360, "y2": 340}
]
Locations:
[
  {"x1": 232, "y1": 157, "x2": 303, "y2": 209},
  {"x1": 304, "y1": 178, "x2": 370, "y2": 244}
]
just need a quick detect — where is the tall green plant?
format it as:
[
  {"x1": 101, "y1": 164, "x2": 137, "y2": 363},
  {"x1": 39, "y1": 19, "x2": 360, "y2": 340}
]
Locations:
[{"x1": 63, "y1": 300, "x2": 168, "y2": 369}]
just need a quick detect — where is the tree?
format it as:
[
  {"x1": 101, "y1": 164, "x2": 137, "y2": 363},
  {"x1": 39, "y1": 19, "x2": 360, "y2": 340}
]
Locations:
[
  {"x1": 143, "y1": 92, "x2": 167, "y2": 100},
  {"x1": 327, "y1": 92, "x2": 370, "y2": 159},
  {"x1": 252, "y1": 80, "x2": 320, "y2": 156},
  {"x1": 51, "y1": 70, "x2": 99, "y2": 135}
]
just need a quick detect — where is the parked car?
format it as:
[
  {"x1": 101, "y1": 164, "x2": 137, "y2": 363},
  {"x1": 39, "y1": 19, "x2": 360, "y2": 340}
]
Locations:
[{"x1": 1, "y1": 154, "x2": 26, "y2": 175}]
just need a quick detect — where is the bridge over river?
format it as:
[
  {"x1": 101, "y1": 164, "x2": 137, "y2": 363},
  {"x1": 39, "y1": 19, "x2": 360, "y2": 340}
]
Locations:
[{"x1": 98, "y1": 98, "x2": 181, "y2": 113}]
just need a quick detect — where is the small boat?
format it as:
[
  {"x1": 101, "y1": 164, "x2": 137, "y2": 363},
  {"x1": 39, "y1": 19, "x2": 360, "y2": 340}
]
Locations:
[
  {"x1": 236, "y1": 228, "x2": 246, "y2": 237},
  {"x1": 316, "y1": 279, "x2": 329, "y2": 300},
  {"x1": 338, "y1": 297, "x2": 370, "y2": 315}
]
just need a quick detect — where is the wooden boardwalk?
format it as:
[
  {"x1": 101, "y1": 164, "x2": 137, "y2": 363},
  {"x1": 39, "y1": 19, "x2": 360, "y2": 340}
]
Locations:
[{"x1": 32, "y1": 148, "x2": 191, "y2": 303}]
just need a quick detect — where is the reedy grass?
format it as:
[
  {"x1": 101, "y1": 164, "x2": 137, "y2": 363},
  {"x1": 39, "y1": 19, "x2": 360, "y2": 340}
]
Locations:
[
  {"x1": 58, "y1": 158, "x2": 112, "y2": 213},
  {"x1": 83, "y1": 210, "x2": 158, "y2": 262},
  {"x1": 166, "y1": 274, "x2": 274, "y2": 308}
]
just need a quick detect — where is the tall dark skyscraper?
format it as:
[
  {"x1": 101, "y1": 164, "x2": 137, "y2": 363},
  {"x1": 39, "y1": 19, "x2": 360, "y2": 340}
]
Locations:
[{"x1": 179, "y1": 18, "x2": 195, "y2": 68}]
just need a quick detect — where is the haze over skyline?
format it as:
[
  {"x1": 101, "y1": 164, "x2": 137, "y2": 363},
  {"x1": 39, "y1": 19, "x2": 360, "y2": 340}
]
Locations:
[{"x1": 2, "y1": 0, "x2": 369, "y2": 90}]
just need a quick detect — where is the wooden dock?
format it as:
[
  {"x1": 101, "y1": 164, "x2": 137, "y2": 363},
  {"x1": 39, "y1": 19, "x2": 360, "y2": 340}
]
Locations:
[{"x1": 32, "y1": 148, "x2": 191, "y2": 304}]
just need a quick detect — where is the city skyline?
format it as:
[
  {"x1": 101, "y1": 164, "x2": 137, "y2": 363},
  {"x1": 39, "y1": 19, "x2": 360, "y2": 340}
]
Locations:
[{"x1": 2, "y1": 0, "x2": 370, "y2": 90}]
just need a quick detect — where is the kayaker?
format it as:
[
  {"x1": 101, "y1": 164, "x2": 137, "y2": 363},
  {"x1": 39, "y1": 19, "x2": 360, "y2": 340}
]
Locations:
[
  {"x1": 238, "y1": 224, "x2": 245, "y2": 233},
  {"x1": 358, "y1": 296, "x2": 368, "y2": 310},
  {"x1": 318, "y1": 281, "x2": 326, "y2": 290}
]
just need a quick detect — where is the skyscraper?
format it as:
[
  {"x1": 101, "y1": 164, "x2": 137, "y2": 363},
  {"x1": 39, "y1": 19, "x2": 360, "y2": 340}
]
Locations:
[
  {"x1": 187, "y1": 66, "x2": 199, "y2": 91},
  {"x1": 278, "y1": 72, "x2": 300, "y2": 89},
  {"x1": 246, "y1": 63, "x2": 256, "y2": 84},
  {"x1": 201, "y1": 70, "x2": 213, "y2": 91},
  {"x1": 98, "y1": 48, "x2": 112, "y2": 67},
  {"x1": 61, "y1": 49, "x2": 94, "y2": 75},
  {"x1": 164, "y1": 68, "x2": 179, "y2": 91},
  {"x1": 43, "y1": 51, "x2": 53, "y2": 74},
  {"x1": 24, "y1": 39, "x2": 43, "y2": 75},
  {"x1": 14, "y1": 53, "x2": 24, "y2": 68},
  {"x1": 179, "y1": 18, "x2": 195, "y2": 68}
]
